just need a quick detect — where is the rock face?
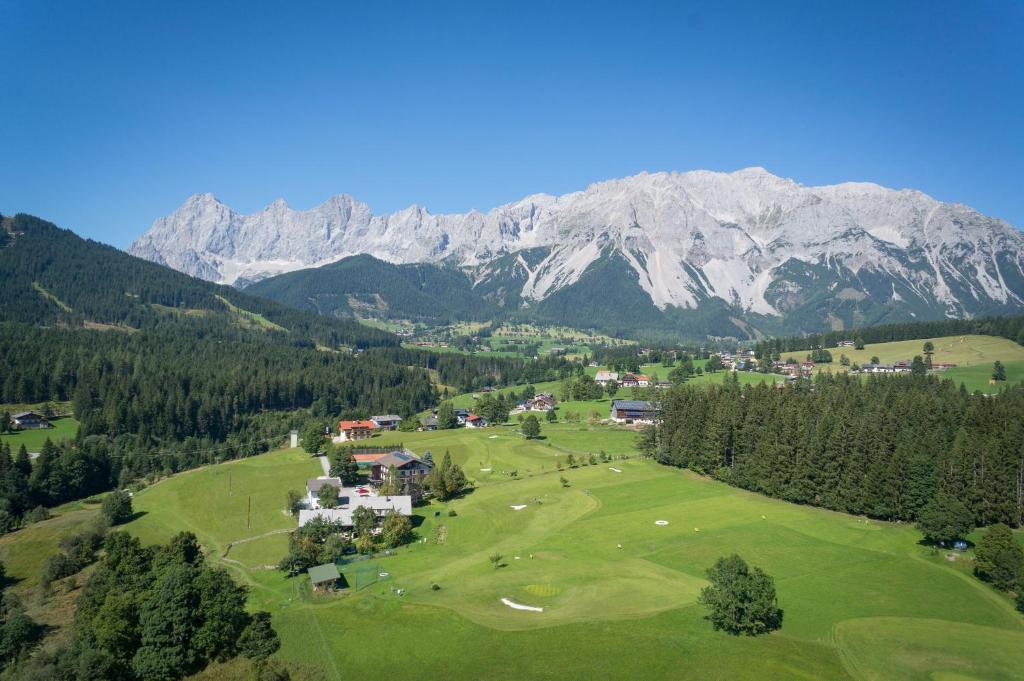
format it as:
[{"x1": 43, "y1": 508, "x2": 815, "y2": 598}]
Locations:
[{"x1": 130, "y1": 168, "x2": 1024, "y2": 334}]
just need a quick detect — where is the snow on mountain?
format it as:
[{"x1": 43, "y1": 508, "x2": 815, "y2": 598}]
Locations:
[{"x1": 129, "y1": 168, "x2": 1024, "y2": 324}]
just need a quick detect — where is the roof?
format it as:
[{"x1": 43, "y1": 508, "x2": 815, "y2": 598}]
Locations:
[
  {"x1": 466, "y1": 414, "x2": 484, "y2": 422},
  {"x1": 338, "y1": 420, "x2": 376, "y2": 430},
  {"x1": 298, "y1": 493, "x2": 413, "y2": 526},
  {"x1": 306, "y1": 477, "x2": 342, "y2": 493},
  {"x1": 373, "y1": 451, "x2": 426, "y2": 469},
  {"x1": 611, "y1": 400, "x2": 657, "y2": 411},
  {"x1": 13, "y1": 411, "x2": 43, "y2": 419},
  {"x1": 595, "y1": 371, "x2": 618, "y2": 380},
  {"x1": 418, "y1": 416, "x2": 438, "y2": 426},
  {"x1": 308, "y1": 563, "x2": 341, "y2": 584},
  {"x1": 370, "y1": 414, "x2": 402, "y2": 422}
]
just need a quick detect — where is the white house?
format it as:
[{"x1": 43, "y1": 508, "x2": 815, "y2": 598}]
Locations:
[
  {"x1": 298, "y1": 489, "x2": 413, "y2": 527},
  {"x1": 595, "y1": 371, "x2": 619, "y2": 386},
  {"x1": 306, "y1": 477, "x2": 343, "y2": 509}
]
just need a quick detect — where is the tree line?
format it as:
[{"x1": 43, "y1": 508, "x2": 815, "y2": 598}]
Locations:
[
  {"x1": 752, "y1": 314, "x2": 1024, "y2": 357},
  {"x1": 651, "y1": 372, "x2": 1024, "y2": 527}
]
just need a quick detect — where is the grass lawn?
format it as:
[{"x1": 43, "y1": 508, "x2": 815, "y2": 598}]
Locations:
[
  {"x1": 109, "y1": 425, "x2": 1024, "y2": 681},
  {"x1": 1, "y1": 415, "x2": 80, "y2": 452}
]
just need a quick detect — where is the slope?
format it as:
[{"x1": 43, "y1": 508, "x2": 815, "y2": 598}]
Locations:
[
  {"x1": 0, "y1": 213, "x2": 396, "y2": 348},
  {"x1": 245, "y1": 254, "x2": 493, "y2": 324}
]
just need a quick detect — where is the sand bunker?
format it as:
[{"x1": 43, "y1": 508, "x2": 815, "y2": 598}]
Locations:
[
  {"x1": 609, "y1": 467, "x2": 622, "y2": 473},
  {"x1": 654, "y1": 520, "x2": 669, "y2": 526},
  {"x1": 501, "y1": 597, "x2": 544, "y2": 612},
  {"x1": 480, "y1": 468, "x2": 492, "y2": 472},
  {"x1": 489, "y1": 435, "x2": 498, "y2": 439},
  {"x1": 510, "y1": 504, "x2": 527, "y2": 511}
]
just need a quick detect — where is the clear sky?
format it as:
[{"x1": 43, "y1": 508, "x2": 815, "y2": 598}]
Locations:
[{"x1": 1, "y1": 1, "x2": 1022, "y2": 248}]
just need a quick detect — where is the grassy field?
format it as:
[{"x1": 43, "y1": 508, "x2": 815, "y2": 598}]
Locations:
[
  {"x1": 96, "y1": 425, "x2": 1024, "y2": 680},
  {"x1": 1, "y1": 415, "x2": 80, "y2": 452},
  {"x1": 811, "y1": 335, "x2": 1024, "y2": 394}
]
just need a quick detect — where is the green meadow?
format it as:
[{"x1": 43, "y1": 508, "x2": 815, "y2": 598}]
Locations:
[
  {"x1": 1, "y1": 415, "x2": 80, "y2": 452},
  {"x1": 101, "y1": 424, "x2": 1024, "y2": 680},
  {"x1": 812, "y1": 334, "x2": 1024, "y2": 394}
]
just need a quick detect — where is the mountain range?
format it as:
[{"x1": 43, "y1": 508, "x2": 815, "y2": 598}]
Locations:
[{"x1": 129, "y1": 168, "x2": 1024, "y2": 338}]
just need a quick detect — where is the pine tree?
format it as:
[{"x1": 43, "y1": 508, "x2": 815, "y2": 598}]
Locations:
[{"x1": 973, "y1": 524, "x2": 1023, "y2": 590}]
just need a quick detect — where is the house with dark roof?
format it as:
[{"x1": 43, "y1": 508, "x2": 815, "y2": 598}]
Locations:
[
  {"x1": 370, "y1": 415, "x2": 402, "y2": 431},
  {"x1": 13, "y1": 411, "x2": 50, "y2": 430},
  {"x1": 417, "y1": 416, "x2": 438, "y2": 431},
  {"x1": 369, "y1": 450, "x2": 432, "y2": 500},
  {"x1": 609, "y1": 399, "x2": 660, "y2": 424}
]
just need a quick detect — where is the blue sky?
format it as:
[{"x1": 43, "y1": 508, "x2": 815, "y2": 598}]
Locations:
[{"x1": 1, "y1": 1, "x2": 1021, "y2": 248}]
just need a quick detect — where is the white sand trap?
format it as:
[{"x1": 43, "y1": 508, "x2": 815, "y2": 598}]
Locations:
[
  {"x1": 489, "y1": 435, "x2": 498, "y2": 439},
  {"x1": 378, "y1": 572, "x2": 389, "y2": 578},
  {"x1": 502, "y1": 597, "x2": 543, "y2": 612},
  {"x1": 510, "y1": 505, "x2": 527, "y2": 511},
  {"x1": 480, "y1": 468, "x2": 492, "y2": 472},
  {"x1": 609, "y1": 467, "x2": 622, "y2": 473},
  {"x1": 654, "y1": 520, "x2": 669, "y2": 526}
]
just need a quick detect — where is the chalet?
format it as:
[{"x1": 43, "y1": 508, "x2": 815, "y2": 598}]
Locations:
[
  {"x1": 520, "y1": 393, "x2": 556, "y2": 412},
  {"x1": 417, "y1": 416, "x2": 438, "y2": 431},
  {"x1": 609, "y1": 399, "x2": 660, "y2": 424},
  {"x1": 619, "y1": 373, "x2": 649, "y2": 387},
  {"x1": 465, "y1": 414, "x2": 488, "y2": 428},
  {"x1": 594, "y1": 371, "x2": 619, "y2": 386},
  {"x1": 370, "y1": 450, "x2": 432, "y2": 500},
  {"x1": 12, "y1": 411, "x2": 50, "y2": 430},
  {"x1": 370, "y1": 414, "x2": 402, "y2": 431},
  {"x1": 454, "y1": 408, "x2": 471, "y2": 426},
  {"x1": 307, "y1": 477, "x2": 343, "y2": 508},
  {"x1": 837, "y1": 340, "x2": 855, "y2": 347},
  {"x1": 336, "y1": 420, "x2": 376, "y2": 442},
  {"x1": 931, "y1": 363, "x2": 958, "y2": 371}
]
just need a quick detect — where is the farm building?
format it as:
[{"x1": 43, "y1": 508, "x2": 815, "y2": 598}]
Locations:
[
  {"x1": 417, "y1": 416, "x2": 438, "y2": 431},
  {"x1": 609, "y1": 399, "x2": 660, "y2": 424},
  {"x1": 308, "y1": 563, "x2": 341, "y2": 592},
  {"x1": 594, "y1": 371, "x2": 619, "y2": 386},
  {"x1": 13, "y1": 411, "x2": 50, "y2": 429}
]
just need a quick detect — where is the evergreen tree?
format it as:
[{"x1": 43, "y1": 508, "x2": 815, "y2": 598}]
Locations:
[
  {"x1": 329, "y1": 448, "x2": 360, "y2": 486},
  {"x1": 436, "y1": 401, "x2": 458, "y2": 430},
  {"x1": 973, "y1": 524, "x2": 1023, "y2": 590},
  {"x1": 923, "y1": 341, "x2": 934, "y2": 368},
  {"x1": 546, "y1": 408, "x2": 557, "y2": 423},
  {"x1": 992, "y1": 361, "x2": 1007, "y2": 382},
  {"x1": 238, "y1": 612, "x2": 280, "y2": 662}
]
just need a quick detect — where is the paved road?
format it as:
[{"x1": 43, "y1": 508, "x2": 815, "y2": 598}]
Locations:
[{"x1": 317, "y1": 454, "x2": 330, "y2": 476}]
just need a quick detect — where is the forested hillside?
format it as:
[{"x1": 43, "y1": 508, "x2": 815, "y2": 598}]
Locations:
[
  {"x1": 245, "y1": 254, "x2": 495, "y2": 323},
  {"x1": 0, "y1": 213, "x2": 395, "y2": 348},
  {"x1": 654, "y1": 373, "x2": 1024, "y2": 527}
]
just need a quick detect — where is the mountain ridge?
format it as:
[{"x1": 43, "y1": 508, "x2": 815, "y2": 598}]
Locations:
[{"x1": 130, "y1": 168, "x2": 1024, "y2": 337}]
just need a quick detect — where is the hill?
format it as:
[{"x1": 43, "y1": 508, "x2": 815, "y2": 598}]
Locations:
[
  {"x1": 79, "y1": 428, "x2": 1024, "y2": 679},
  {"x1": 0, "y1": 213, "x2": 396, "y2": 348},
  {"x1": 245, "y1": 254, "x2": 494, "y2": 324},
  {"x1": 131, "y1": 168, "x2": 1024, "y2": 338}
]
